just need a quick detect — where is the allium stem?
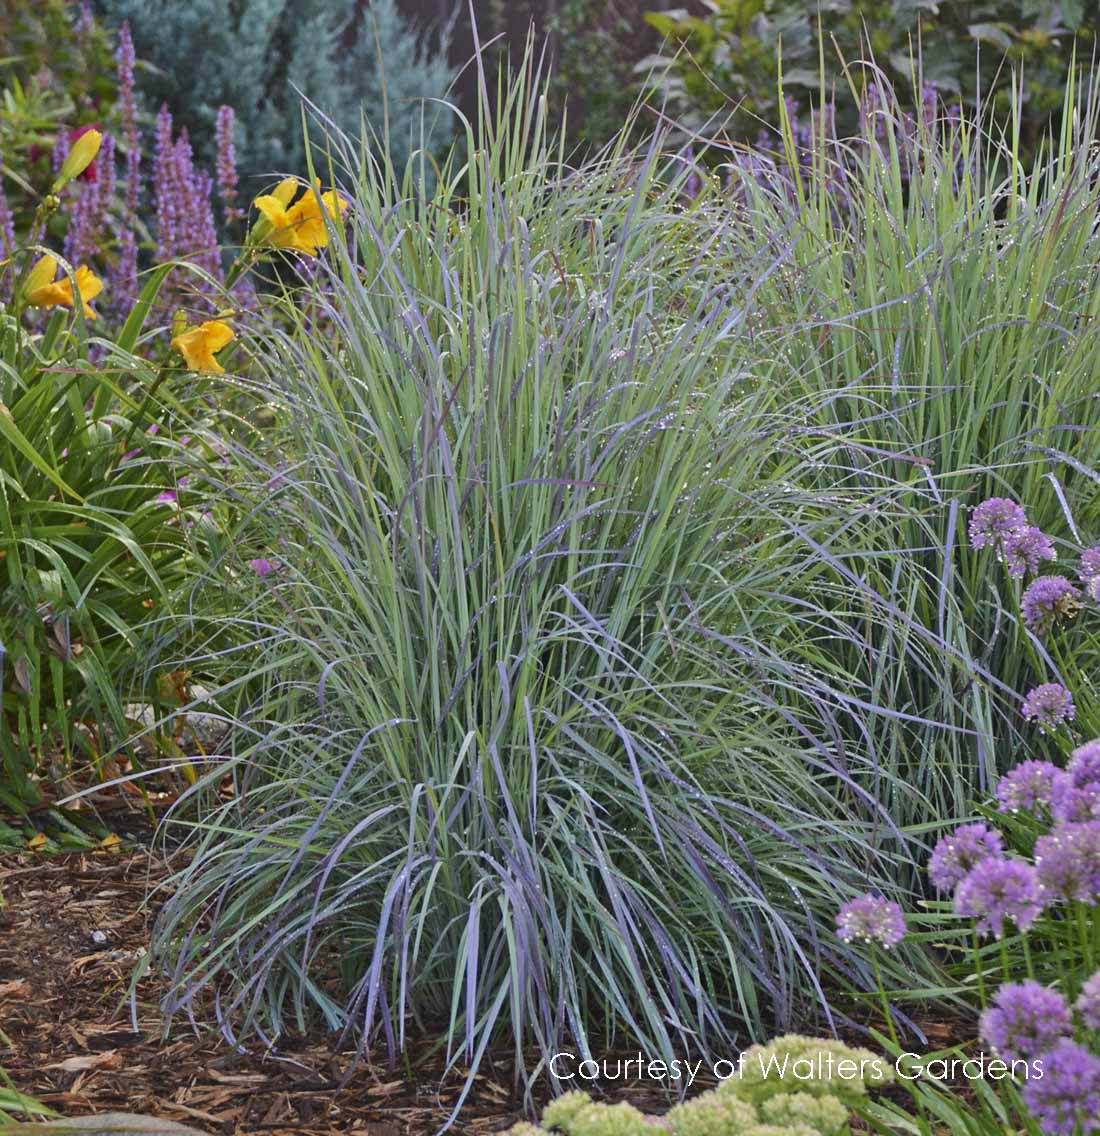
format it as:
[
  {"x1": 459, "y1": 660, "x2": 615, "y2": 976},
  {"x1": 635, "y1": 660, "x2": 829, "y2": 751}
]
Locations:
[
  {"x1": 1003, "y1": 553, "x2": 1044, "y2": 679},
  {"x1": 999, "y1": 936, "x2": 1012, "y2": 984},
  {"x1": 869, "y1": 946, "x2": 899, "y2": 1048},
  {"x1": 1077, "y1": 903, "x2": 1094, "y2": 988},
  {"x1": 973, "y1": 925, "x2": 988, "y2": 1009}
]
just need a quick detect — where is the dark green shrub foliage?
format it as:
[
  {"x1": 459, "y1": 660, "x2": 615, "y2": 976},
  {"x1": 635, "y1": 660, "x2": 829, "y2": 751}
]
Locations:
[
  {"x1": 645, "y1": 0, "x2": 1095, "y2": 149},
  {"x1": 93, "y1": 0, "x2": 454, "y2": 177}
]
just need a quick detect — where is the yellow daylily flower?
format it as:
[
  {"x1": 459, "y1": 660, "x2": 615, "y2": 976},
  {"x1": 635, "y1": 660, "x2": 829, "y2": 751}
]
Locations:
[
  {"x1": 54, "y1": 128, "x2": 103, "y2": 191},
  {"x1": 23, "y1": 255, "x2": 103, "y2": 320},
  {"x1": 171, "y1": 319, "x2": 235, "y2": 372},
  {"x1": 251, "y1": 177, "x2": 349, "y2": 255}
]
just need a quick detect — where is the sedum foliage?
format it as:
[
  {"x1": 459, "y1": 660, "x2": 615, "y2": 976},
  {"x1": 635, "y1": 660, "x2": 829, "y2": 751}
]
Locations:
[
  {"x1": 93, "y1": 0, "x2": 454, "y2": 176},
  {"x1": 508, "y1": 1036, "x2": 890, "y2": 1134}
]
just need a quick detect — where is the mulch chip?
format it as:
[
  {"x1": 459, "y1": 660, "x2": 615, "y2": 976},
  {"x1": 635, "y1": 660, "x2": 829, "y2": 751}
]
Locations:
[
  {"x1": 0, "y1": 841, "x2": 539, "y2": 1135},
  {"x1": 0, "y1": 827, "x2": 972, "y2": 1136}
]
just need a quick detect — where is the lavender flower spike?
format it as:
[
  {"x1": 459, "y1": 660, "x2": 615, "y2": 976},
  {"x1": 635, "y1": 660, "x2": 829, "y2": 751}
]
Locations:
[
  {"x1": 215, "y1": 104, "x2": 243, "y2": 225},
  {"x1": 835, "y1": 894, "x2": 906, "y2": 948},
  {"x1": 117, "y1": 22, "x2": 142, "y2": 216},
  {"x1": 1022, "y1": 684, "x2": 1076, "y2": 732}
]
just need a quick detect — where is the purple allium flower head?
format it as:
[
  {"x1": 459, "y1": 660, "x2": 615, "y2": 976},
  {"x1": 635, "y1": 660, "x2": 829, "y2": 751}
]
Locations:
[
  {"x1": 1022, "y1": 684, "x2": 1076, "y2": 732},
  {"x1": 1081, "y1": 546, "x2": 1100, "y2": 578},
  {"x1": 954, "y1": 858, "x2": 1044, "y2": 937},
  {"x1": 997, "y1": 761, "x2": 1063, "y2": 815},
  {"x1": 1021, "y1": 576, "x2": 1082, "y2": 635},
  {"x1": 1050, "y1": 775, "x2": 1100, "y2": 824},
  {"x1": 1035, "y1": 822, "x2": 1100, "y2": 903},
  {"x1": 1022, "y1": 1039, "x2": 1100, "y2": 1136},
  {"x1": 927, "y1": 823, "x2": 1004, "y2": 893},
  {"x1": 1002, "y1": 526, "x2": 1057, "y2": 578},
  {"x1": 1078, "y1": 972, "x2": 1100, "y2": 1030},
  {"x1": 1051, "y1": 741, "x2": 1100, "y2": 822},
  {"x1": 979, "y1": 982, "x2": 1071, "y2": 1062},
  {"x1": 1080, "y1": 547, "x2": 1100, "y2": 601},
  {"x1": 969, "y1": 497, "x2": 1027, "y2": 549},
  {"x1": 1069, "y1": 742, "x2": 1100, "y2": 788},
  {"x1": 835, "y1": 894, "x2": 906, "y2": 948},
  {"x1": 250, "y1": 558, "x2": 276, "y2": 577}
]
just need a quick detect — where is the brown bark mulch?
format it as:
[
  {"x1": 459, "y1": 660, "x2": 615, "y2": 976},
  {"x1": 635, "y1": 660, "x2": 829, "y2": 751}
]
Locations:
[
  {"x1": 0, "y1": 821, "x2": 973, "y2": 1136},
  {"x1": 0, "y1": 839, "x2": 535, "y2": 1136}
]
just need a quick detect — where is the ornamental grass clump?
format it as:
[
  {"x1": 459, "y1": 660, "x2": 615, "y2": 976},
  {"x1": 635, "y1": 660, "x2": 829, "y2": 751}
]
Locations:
[
  {"x1": 712, "y1": 69, "x2": 1100, "y2": 826},
  {"x1": 148, "y1": 61, "x2": 957, "y2": 1102}
]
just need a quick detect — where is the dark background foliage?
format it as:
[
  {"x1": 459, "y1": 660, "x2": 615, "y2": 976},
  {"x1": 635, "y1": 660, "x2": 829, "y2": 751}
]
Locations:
[
  {"x1": 410, "y1": 1, "x2": 1097, "y2": 156},
  {"x1": 642, "y1": 1, "x2": 1097, "y2": 151}
]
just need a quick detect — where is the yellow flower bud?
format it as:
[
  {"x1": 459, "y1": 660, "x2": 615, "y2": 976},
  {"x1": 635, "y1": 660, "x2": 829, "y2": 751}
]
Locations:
[{"x1": 52, "y1": 129, "x2": 103, "y2": 192}]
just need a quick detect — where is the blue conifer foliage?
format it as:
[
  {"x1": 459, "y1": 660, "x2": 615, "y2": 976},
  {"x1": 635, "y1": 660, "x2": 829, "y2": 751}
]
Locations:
[{"x1": 96, "y1": 0, "x2": 454, "y2": 181}]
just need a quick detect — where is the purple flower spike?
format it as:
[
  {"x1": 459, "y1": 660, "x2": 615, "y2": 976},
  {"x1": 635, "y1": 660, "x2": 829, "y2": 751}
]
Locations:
[
  {"x1": 215, "y1": 105, "x2": 243, "y2": 225},
  {"x1": 954, "y1": 858, "x2": 1044, "y2": 938},
  {"x1": 0, "y1": 175, "x2": 14, "y2": 300},
  {"x1": 835, "y1": 894, "x2": 906, "y2": 949},
  {"x1": 997, "y1": 761, "x2": 1063, "y2": 815},
  {"x1": 1022, "y1": 1039, "x2": 1100, "y2": 1136},
  {"x1": 1022, "y1": 684, "x2": 1076, "y2": 732},
  {"x1": 969, "y1": 497, "x2": 1027, "y2": 549},
  {"x1": 1078, "y1": 973, "x2": 1100, "y2": 1030},
  {"x1": 1035, "y1": 822, "x2": 1100, "y2": 903},
  {"x1": 250, "y1": 558, "x2": 276, "y2": 577},
  {"x1": 1002, "y1": 526, "x2": 1056, "y2": 578},
  {"x1": 1021, "y1": 576, "x2": 1082, "y2": 635},
  {"x1": 979, "y1": 982, "x2": 1071, "y2": 1062},
  {"x1": 152, "y1": 106, "x2": 224, "y2": 309},
  {"x1": 927, "y1": 823, "x2": 1003, "y2": 893},
  {"x1": 117, "y1": 22, "x2": 141, "y2": 216}
]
